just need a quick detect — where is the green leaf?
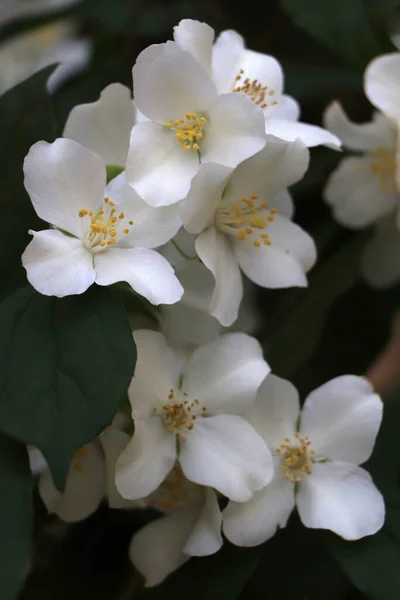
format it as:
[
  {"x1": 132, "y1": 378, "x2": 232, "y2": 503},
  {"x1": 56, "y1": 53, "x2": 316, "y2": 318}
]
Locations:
[
  {"x1": 282, "y1": 0, "x2": 390, "y2": 67},
  {"x1": 0, "y1": 285, "x2": 136, "y2": 490},
  {"x1": 0, "y1": 433, "x2": 32, "y2": 600},
  {"x1": 266, "y1": 232, "x2": 367, "y2": 379},
  {"x1": 0, "y1": 66, "x2": 56, "y2": 297},
  {"x1": 106, "y1": 164, "x2": 125, "y2": 184}
]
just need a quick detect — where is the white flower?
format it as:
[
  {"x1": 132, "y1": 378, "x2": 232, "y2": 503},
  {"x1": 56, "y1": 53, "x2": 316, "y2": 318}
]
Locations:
[
  {"x1": 0, "y1": 20, "x2": 90, "y2": 94},
  {"x1": 21, "y1": 138, "x2": 183, "y2": 303},
  {"x1": 223, "y1": 374, "x2": 385, "y2": 545},
  {"x1": 172, "y1": 19, "x2": 340, "y2": 149},
  {"x1": 159, "y1": 229, "x2": 260, "y2": 350},
  {"x1": 180, "y1": 137, "x2": 317, "y2": 326},
  {"x1": 63, "y1": 82, "x2": 147, "y2": 168},
  {"x1": 38, "y1": 429, "x2": 139, "y2": 522},
  {"x1": 115, "y1": 330, "x2": 273, "y2": 502},
  {"x1": 126, "y1": 40, "x2": 267, "y2": 207},
  {"x1": 129, "y1": 465, "x2": 222, "y2": 587},
  {"x1": 323, "y1": 101, "x2": 399, "y2": 228}
]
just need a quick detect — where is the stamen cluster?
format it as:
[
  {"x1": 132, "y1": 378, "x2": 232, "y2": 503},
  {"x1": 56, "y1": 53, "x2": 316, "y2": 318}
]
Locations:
[
  {"x1": 166, "y1": 113, "x2": 206, "y2": 151},
  {"x1": 78, "y1": 196, "x2": 133, "y2": 251},
  {"x1": 216, "y1": 193, "x2": 276, "y2": 247},
  {"x1": 154, "y1": 388, "x2": 207, "y2": 441},
  {"x1": 233, "y1": 69, "x2": 278, "y2": 109}
]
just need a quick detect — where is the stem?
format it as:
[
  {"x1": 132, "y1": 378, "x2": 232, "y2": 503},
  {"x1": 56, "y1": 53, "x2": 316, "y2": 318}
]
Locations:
[{"x1": 171, "y1": 238, "x2": 198, "y2": 261}]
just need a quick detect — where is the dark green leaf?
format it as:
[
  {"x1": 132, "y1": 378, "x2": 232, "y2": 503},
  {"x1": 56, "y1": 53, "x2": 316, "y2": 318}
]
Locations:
[
  {"x1": 0, "y1": 66, "x2": 56, "y2": 298},
  {"x1": 0, "y1": 285, "x2": 136, "y2": 490},
  {"x1": 282, "y1": 0, "x2": 390, "y2": 67},
  {"x1": 0, "y1": 433, "x2": 32, "y2": 600}
]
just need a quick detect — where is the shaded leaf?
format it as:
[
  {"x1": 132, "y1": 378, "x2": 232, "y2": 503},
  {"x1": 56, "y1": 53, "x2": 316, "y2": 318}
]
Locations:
[{"x1": 0, "y1": 285, "x2": 136, "y2": 490}]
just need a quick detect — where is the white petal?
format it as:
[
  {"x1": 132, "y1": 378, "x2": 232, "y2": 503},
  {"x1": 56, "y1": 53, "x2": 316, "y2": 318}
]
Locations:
[
  {"x1": 324, "y1": 156, "x2": 399, "y2": 228},
  {"x1": 273, "y1": 189, "x2": 294, "y2": 219},
  {"x1": 365, "y1": 53, "x2": 400, "y2": 120},
  {"x1": 247, "y1": 374, "x2": 300, "y2": 448},
  {"x1": 106, "y1": 174, "x2": 181, "y2": 248},
  {"x1": 323, "y1": 101, "x2": 397, "y2": 151},
  {"x1": 46, "y1": 38, "x2": 91, "y2": 93},
  {"x1": 22, "y1": 229, "x2": 95, "y2": 298},
  {"x1": 130, "y1": 330, "x2": 181, "y2": 417},
  {"x1": 126, "y1": 121, "x2": 199, "y2": 207},
  {"x1": 235, "y1": 213, "x2": 317, "y2": 288},
  {"x1": 201, "y1": 93, "x2": 266, "y2": 167},
  {"x1": 224, "y1": 137, "x2": 309, "y2": 202},
  {"x1": 99, "y1": 428, "x2": 139, "y2": 509},
  {"x1": 266, "y1": 119, "x2": 341, "y2": 149},
  {"x1": 184, "y1": 332, "x2": 270, "y2": 414},
  {"x1": 180, "y1": 163, "x2": 232, "y2": 234},
  {"x1": 297, "y1": 462, "x2": 385, "y2": 540},
  {"x1": 266, "y1": 95, "x2": 300, "y2": 121},
  {"x1": 212, "y1": 29, "x2": 246, "y2": 93},
  {"x1": 179, "y1": 415, "x2": 273, "y2": 502},
  {"x1": 173, "y1": 19, "x2": 214, "y2": 75},
  {"x1": 115, "y1": 417, "x2": 176, "y2": 500},
  {"x1": 183, "y1": 488, "x2": 223, "y2": 556},
  {"x1": 362, "y1": 217, "x2": 400, "y2": 288},
  {"x1": 39, "y1": 442, "x2": 106, "y2": 523},
  {"x1": 300, "y1": 375, "x2": 383, "y2": 464},
  {"x1": 195, "y1": 227, "x2": 243, "y2": 327},
  {"x1": 129, "y1": 509, "x2": 198, "y2": 586},
  {"x1": 94, "y1": 247, "x2": 183, "y2": 305},
  {"x1": 223, "y1": 469, "x2": 295, "y2": 546},
  {"x1": 133, "y1": 41, "x2": 217, "y2": 123},
  {"x1": 24, "y1": 138, "x2": 106, "y2": 238},
  {"x1": 63, "y1": 83, "x2": 134, "y2": 166},
  {"x1": 231, "y1": 50, "x2": 284, "y2": 96}
]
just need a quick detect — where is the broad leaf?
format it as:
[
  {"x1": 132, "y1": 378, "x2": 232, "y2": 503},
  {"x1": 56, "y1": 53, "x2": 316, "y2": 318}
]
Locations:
[
  {"x1": 0, "y1": 66, "x2": 56, "y2": 298},
  {"x1": 0, "y1": 285, "x2": 136, "y2": 490},
  {"x1": 0, "y1": 433, "x2": 32, "y2": 600},
  {"x1": 282, "y1": 0, "x2": 390, "y2": 67}
]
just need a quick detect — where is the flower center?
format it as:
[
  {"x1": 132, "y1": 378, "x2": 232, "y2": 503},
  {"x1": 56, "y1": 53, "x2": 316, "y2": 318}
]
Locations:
[
  {"x1": 78, "y1": 196, "x2": 133, "y2": 252},
  {"x1": 276, "y1": 433, "x2": 328, "y2": 483},
  {"x1": 149, "y1": 465, "x2": 200, "y2": 512},
  {"x1": 165, "y1": 113, "x2": 206, "y2": 151},
  {"x1": 72, "y1": 446, "x2": 88, "y2": 474},
  {"x1": 154, "y1": 388, "x2": 207, "y2": 441},
  {"x1": 216, "y1": 193, "x2": 276, "y2": 247},
  {"x1": 367, "y1": 147, "x2": 397, "y2": 194},
  {"x1": 233, "y1": 69, "x2": 278, "y2": 109}
]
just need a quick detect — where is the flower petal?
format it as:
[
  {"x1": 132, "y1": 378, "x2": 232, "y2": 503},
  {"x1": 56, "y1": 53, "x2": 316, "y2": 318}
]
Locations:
[
  {"x1": 173, "y1": 19, "x2": 214, "y2": 75},
  {"x1": 235, "y1": 213, "x2": 316, "y2": 288},
  {"x1": 39, "y1": 442, "x2": 106, "y2": 523},
  {"x1": 183, "y1": 488, "x2": 223, "y2": 556},
  {"x1": 180, "y1": 163, "x2": 232, "y2": 234},
  {"x1": 223, "y1": 469, "x2": 295, "y2": 546},
  {"x1": 100, "y1": 428, "x2": 140, "y2": 509},
  {"x1": 323, "y1": 156, "x2": 399, "y2": 228},
  {"x1": 106, "y1": 174, "x2": 181, "y2": 248},
  {"x1": 184, "y1": 332, "x2": 270, "y2": 414},
  {"x1": 195, "y1": 227, "x2": 243, "y2": 327},
  {"x1": 248, "y1": 374, "x2": 299, "y2": 448},
  {"x1": 24, "y1": 138, "x2": 106, "y2": 238},
  {"x1": 323, "y1": 101, "x2": 396, "y2": 152},
  {"x1": 129, "y1": 510, "x2": 195, "y2": 586},
  {"x1": 362, "y1": 216, "x2": 400, "y2": 288},
  {"x1": 224, "y1": 137, "x2": 309, "y2": 202},
  {"x1": 265, "y1": 118, "x2": 341, "y2": 149},
  {"x1": 126, "y1": 121, "x2": 199, "y2": 207},
  {"x1": 266, "y1": 95, "x2": 300, "y2": 121},
  {"x1": 94, "y1": 247, "x2": 183, "y2": 305},
  {"x1": 365, "y1": 53, "x2": 400, "y2": 120},
  {"x1": 300, "y1": 375, "x2": 383, "y2": 464},
  {"x1": 115, "y1": 417, "x2": 176, "y2": 500},
  {"x1": 22, "y1": 229, "x2": 95, "y2": 297},
  {"x1": 201, "y1": 93, "x2": 266, "y2": 168},
  {"x1": 180, "y1": 414, "x2": 273, "y2": 502},
  {"x1": 129, "y1": 330, "x2": 181, "y2": 418},
  {"x1": 212, "y1": 29, "x2": 246, "y2": 93},
  {"x1": 297, "y1": 462, "x2": 385, "y2": 540},
  {"x1": 63, "y1": 83, "x2": 134, "y2": 166},
  {"x1": 273, "y1": 189, "x2": 294, "y2": 219},
  {"x1": 133, "y1": 41, "x2": 217, "y2": 122}
]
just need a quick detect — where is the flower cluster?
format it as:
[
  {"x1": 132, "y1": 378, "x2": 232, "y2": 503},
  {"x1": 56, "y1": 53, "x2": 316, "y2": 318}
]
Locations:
[{"x1": 22, "y1": 17, "x2": 386, "y2": 590}]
